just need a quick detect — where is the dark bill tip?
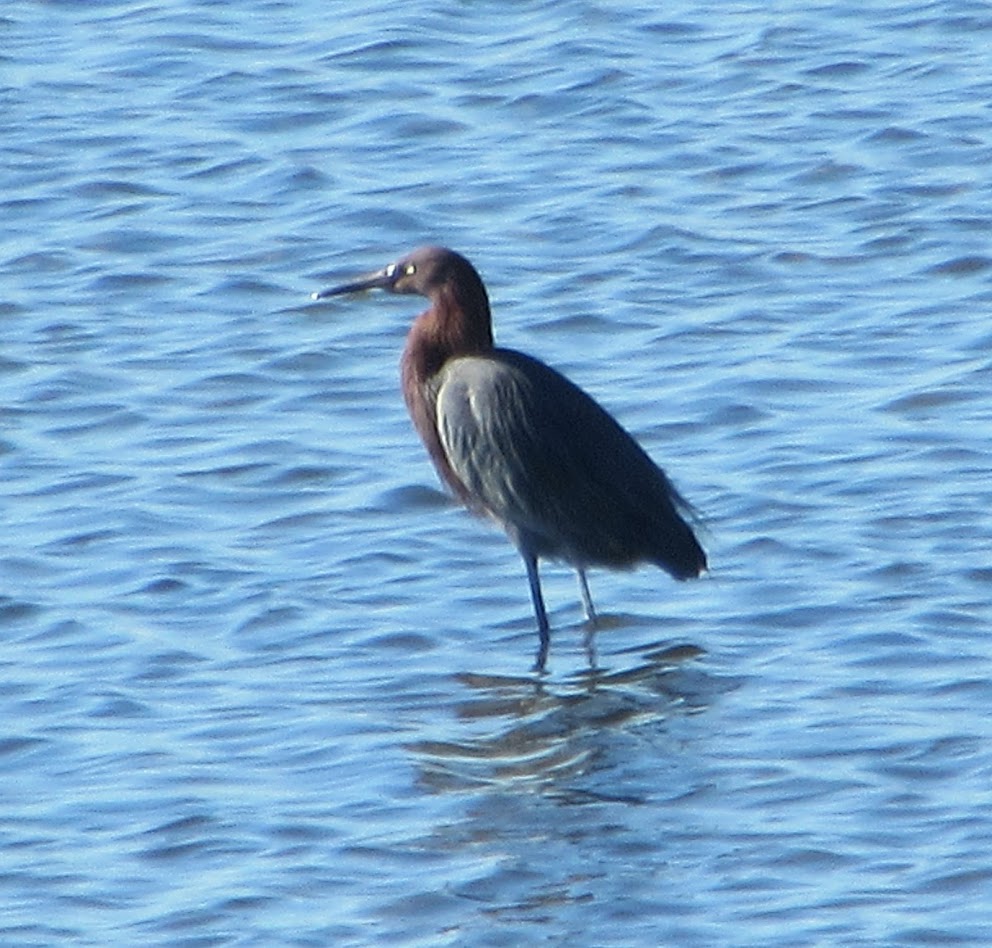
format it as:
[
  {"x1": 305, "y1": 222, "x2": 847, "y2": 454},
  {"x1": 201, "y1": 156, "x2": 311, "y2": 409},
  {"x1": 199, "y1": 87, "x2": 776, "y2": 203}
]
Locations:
[{"x1": 311, "y1": 266, "x2": 395, "y2": 301}]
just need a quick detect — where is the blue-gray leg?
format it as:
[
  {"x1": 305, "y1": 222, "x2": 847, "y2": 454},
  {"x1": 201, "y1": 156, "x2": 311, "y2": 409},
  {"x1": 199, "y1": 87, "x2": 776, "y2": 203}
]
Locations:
[
  {"x1": 523, "y1": 552, "x2": 550, "y2": 671},
  {"x1": 576, "y1": 568, "x2": 599, "y2": 669},
  {"x1": 576, "y1": 568, "x2": 596, "y2": 623}
]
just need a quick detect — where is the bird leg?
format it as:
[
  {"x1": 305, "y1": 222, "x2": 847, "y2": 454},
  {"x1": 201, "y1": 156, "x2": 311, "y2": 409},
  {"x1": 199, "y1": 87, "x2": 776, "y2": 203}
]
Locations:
[
  {"x1": 523, "y1": 552, "x2": 550, "y2": 672},
  {"x1": 576, "y1": 568, "x2": 597, "y2": 624},
  {"x1": 576, "y1": 568, "x2": 599, "y2": 671}
]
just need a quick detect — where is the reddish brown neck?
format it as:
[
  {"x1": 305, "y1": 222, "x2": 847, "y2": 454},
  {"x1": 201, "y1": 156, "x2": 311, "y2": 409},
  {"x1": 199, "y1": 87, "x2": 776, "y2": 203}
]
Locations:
[
  {"x1": 399, "y1": 280, "x2": 494, "y2": 506},
  {"x1": 401, "y1": 282, "x2": 494, "y2": 387}
]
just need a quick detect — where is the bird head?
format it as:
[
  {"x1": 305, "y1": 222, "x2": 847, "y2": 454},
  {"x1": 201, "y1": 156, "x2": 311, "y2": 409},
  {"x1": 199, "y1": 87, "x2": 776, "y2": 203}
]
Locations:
[{"x1": 312, "y1": 246, "x2": 478, "y2": 301}]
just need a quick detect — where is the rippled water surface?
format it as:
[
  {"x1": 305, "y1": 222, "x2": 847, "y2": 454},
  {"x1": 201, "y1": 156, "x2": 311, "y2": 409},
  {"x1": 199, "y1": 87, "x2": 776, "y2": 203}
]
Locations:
[{"x1": 3, "y1": 1, "x2": 992, "y2": 944}]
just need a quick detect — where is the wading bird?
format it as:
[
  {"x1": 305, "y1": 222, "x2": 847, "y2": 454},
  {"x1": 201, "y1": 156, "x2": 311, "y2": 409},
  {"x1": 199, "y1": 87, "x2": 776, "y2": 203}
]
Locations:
[{"x1": 312, "y1": 247, "x2": 705, "y2": 670}]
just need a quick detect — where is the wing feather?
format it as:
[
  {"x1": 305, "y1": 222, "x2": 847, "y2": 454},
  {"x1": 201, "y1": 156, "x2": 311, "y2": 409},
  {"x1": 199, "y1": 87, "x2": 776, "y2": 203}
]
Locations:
[{"x1": 435, "y1": 349, "x2": 704, "y2": 577}]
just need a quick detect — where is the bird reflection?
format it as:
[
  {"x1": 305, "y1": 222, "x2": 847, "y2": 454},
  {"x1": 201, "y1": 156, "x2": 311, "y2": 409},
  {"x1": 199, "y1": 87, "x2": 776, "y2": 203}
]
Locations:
[{"x1": 408, "y1": 640, "x2": 715, "y2": 798}]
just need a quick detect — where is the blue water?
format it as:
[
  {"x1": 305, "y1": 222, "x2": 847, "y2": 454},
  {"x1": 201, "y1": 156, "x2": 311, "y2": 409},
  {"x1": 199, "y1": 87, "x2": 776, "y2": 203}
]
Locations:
[{"x1": 3, "y1": 1, "x2": 992, "y2": 944}]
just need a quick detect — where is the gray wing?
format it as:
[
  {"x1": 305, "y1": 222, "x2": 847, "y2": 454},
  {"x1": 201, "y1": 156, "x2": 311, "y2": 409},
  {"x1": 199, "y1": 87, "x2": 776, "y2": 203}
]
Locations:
[{"x1": 434, "y1": 349, "x2": 705, "y2": 577}]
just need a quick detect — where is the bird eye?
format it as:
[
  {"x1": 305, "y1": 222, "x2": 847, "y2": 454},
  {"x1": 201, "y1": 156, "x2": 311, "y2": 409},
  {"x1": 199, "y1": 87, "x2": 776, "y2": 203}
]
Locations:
[{"x1": 404, "y1": 263, "x2": 416, "y2": 276}]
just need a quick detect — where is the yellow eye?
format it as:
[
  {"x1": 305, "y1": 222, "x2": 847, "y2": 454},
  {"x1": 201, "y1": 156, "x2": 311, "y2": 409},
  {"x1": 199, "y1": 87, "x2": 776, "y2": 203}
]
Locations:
[{"x1": 404, "y1": 263, "x2": 416, "y2": 276}]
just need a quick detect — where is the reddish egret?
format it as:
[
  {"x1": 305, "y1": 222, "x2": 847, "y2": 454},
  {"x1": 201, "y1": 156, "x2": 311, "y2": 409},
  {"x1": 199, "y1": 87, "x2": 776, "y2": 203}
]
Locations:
[{"x1": 312, "y1": 247, "x2": 706, "y2": 669}]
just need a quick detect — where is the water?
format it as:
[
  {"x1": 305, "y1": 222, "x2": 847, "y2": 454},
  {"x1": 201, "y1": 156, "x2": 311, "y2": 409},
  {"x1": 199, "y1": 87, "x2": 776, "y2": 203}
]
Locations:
[{"x1": 3, "y1": 0, "x2": 992, "y2": 944}]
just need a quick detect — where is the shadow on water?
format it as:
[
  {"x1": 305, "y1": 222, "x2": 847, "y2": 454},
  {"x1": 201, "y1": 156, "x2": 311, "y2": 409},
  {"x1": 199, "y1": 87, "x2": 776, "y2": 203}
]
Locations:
[{"x1": 408, "y1": 638, "x2": 734, "y2": 802}]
